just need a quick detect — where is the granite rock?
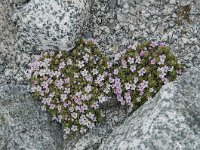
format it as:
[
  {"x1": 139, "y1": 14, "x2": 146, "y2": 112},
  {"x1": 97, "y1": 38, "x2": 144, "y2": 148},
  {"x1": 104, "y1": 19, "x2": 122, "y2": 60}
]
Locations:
[
  {"x1": 99, "y1": 66, "x2": 200, "y2": 150},
  {"x1": 12, "y1": 0, "x2": 89, "y2": 52},
  {"x1": 0, "y1": 84, "x2": 63, "y2": 150}
]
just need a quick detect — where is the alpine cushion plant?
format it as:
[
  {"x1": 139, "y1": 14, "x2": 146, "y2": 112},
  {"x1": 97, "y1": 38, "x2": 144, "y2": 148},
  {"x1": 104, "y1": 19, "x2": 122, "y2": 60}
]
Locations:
[
  {"x1": 110, "y1": 41, "x2": 183, "y2": 108},
  {"x1": 26, "y1": 38, "x2": 183, "y2": 138},
  {"x1": 26, "y1": 38, "x2": 112, "y2": 138}
]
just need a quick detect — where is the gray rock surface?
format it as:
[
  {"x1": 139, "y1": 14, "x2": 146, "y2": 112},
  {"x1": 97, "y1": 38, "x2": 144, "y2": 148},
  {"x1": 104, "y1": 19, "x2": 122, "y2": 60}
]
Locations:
[
  {"x1": 12, "y1": 0, "x2": 89, "y2": 52},
  {"x1": 0, "y1": 84, "x2": 64, "y2": 149},
  {"x1": 87, "y1": 0, "x2": 200, "y2": 68},
  {"x1": 1, "y1": 0, "x2": 200, "y2": 149},
  {"x1": 99, "y1": 66, "x2": 200, "y2": 150}
]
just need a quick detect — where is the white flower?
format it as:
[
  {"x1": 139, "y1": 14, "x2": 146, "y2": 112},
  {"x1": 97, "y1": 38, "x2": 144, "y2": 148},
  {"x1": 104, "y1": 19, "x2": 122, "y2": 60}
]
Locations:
[
  {"x1": 60, "y1": 94, "x2": 67, "y2": 102},
  {"x1": 125, "y1": 83, "x2": 131, "y2": 90},
  {"x1": 131, "y1": 84, "x2": 136, "y2": 90},
  {"x1": 64, "y1": 127, "x2": 70, "y2": 134},
  {"x1": 85, "y1": 74, "x2": 93, "y2": 82},
  {"x1": 113, "y1": 69, "x2": 119, "y2": 75},
  {"x1": 92, "y1": 68, "x2": 98, "y2": 75},
  {"x1": 169, "y1": 66, "x2": 174, "y2": 72},
  {"x1": 128, "y1": 57, "x2": 134, "y2": 64},
  {"x1": 81, "y1": 94, "x2": 88, "y2": 101},
  {"x1": 80, "y1": 128, "x2": 87, "y2": 134},
  {"x1": 64, "y1": 88, "x2": 70, "y2": 94},
  {"x1": 81, "y1": 69, "x2": 88, "y2": 77},
  {"x1": 75, "y1": 91, "x2": 82, "y2": 97},
  {"x1": 83, "y1": 54, "x2": 89, "y2": 62},
  {"x1": 71, "y1": 125, "x2": 78, "y2": 131},
  {"x1": 95, "y1": 74, "x2": 104, "y2": 84},
  {"x1": 98, "y1": 95, "x2": 107, "y2": 103},
  {"x1": 104, "y1": 87, "x2": 110, "y2": 94},
  {"x1": 74, "y1": 73, "x2": 79, "y2": 78},
  {"x1": 77, "y1": 61, "x2": 85, "y2": 68},
  {"x1": 41, "y1": 105, "x2": 46, "y2": 111},
  {"x1": 134, "y1": 77, "x2": 138, "y2": 84},
  {"x1": 136, "y1": 97, "x2": 141, "y2": 102},
  {"x1": 59, "y1": 61, "x2": 65, "y2": 69},
  {"x1": 67, "y1": 59, "x2": 72, "y2": 65},
  {"x1": 85, "y1": 85, "x2": 92, "y2": 93},
  {"x1": 86, "y1": 112, "x2": 95, "y2": 120},
  {"x1": 57, "y1": 51, "x2": 62, "y2": 58},
  {"x1": 71, "y1": 112, "x2": 78, "y2": 119}
]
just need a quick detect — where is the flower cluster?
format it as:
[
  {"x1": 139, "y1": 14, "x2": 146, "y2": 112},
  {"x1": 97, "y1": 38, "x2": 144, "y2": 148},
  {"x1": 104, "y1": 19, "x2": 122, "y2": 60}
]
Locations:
[
  {"x1": 27, "y1": 39, "x2": 111, "y2": 137},
  {"x1": 27, "y1": 39, "x2": 183, "y2": 137},
  {"x1": 110, "y1": 41, "x2": 183, "y2": 108}
]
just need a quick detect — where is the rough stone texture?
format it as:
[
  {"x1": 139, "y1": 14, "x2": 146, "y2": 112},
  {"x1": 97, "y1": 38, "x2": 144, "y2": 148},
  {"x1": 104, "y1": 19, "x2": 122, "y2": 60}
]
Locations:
[
  {"x1": 1, "y1": 0, "x2": 200, "y2": 84},
  {"x1": 0, "y1": 84, "x2": 64, "y2": 150},
  {"x1": 99, "y1": 66, "x2": 200, "y2": 150},
  {"x1": 1, "y1": 0, "x2": 200, "y2": 149},
  {"x1": 0, "y1": 0, "x2": 18, "y2": 84},
  {"x1": 87, "y1": 0, "x2": 200, "y2": 68},
  {"x1": 12, "y1": 0, "x2": 89, "y2": 52}
]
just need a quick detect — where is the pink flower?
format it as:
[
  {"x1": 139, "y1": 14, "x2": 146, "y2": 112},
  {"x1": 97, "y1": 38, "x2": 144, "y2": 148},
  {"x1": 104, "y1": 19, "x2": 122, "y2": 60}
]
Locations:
[
  {"x1": 138, "y1": 80, "x2": 149, "y2": 93},
  {"x1": 64, "y1": 78, "x2": 70, "y2": 84},
  {"x1": 127, "y1": 43, "x2": 137, "y2": 50},
  {"x1": 159, "y1": 42, "x2": 166, "y2": 46},
  {"x1": 130, "y1": 65, "x2": 136, "y2": 72},
  {"x1": 140, "y1": 50, "x2": 145, "y2": 57},
  {"x1": 138, "y1": 68, "x2": 146, "y2": 77},
  {"x1": 117, "y1": 94, "x2": 125, "y2": 105},
  {"x1": 124, "y1": 91, "x2": 131, "y2": 103},
  {"x1": 151, "y1": 59, "x2": 156, "y2": 65},
  {"x1": 121, "y1": 59, "x2": 127, "y2": 68},
  {"x1": 85, "y1": 74, "x2": 93, "y2": 82},
  {"x1": 95, "y1": 74, "x2": 104, "y2": 84},
  {"x1": 150, "y1": 41, "x2": 159, "y2": 47},
  {"x1": 113, "y1": 69, "x2": 119, "y2": 75}
]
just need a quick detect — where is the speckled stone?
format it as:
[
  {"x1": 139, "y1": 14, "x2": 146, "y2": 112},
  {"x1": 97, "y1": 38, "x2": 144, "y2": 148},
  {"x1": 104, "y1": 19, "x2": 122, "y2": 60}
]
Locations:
[
  {"x1": 12, "y1": 0, "x2": 89, "y2": 52},
  {"x1": 99, "y1": 66, "x2": 200, "y2": 150},
  {"x1": 0, "y1": 84, "x2": 64, "y2": 150}
]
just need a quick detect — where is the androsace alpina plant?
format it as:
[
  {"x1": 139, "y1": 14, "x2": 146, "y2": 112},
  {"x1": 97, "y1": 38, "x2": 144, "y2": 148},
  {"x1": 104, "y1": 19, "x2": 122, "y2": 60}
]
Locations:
[
  {"x1": 26, "y1": 38, "x2": 112, "y2": 138},
  {"x1": 110, "y1": 41, "x2": 183, "y2": 108}
]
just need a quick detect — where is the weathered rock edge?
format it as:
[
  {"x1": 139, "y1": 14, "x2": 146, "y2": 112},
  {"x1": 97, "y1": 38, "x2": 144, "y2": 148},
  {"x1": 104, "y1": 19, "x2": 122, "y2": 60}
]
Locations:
[{"x1": 99, "y1": 66, "x2": 200, "y2": 150}]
